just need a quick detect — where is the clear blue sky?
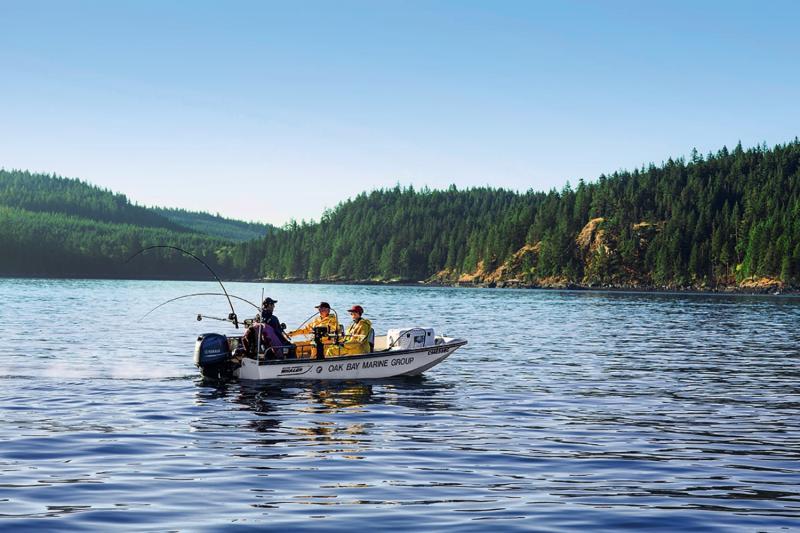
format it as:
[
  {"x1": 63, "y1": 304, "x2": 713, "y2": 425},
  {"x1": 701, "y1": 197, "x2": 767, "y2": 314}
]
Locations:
[{"x1": 1, "y1": 1, "x2": 798, "y2": 225}]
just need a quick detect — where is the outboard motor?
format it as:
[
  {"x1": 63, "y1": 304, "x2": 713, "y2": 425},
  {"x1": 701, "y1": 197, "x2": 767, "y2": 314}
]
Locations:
[{"x1": 194, "y1": 333, "x2": 234, "y2": 379}]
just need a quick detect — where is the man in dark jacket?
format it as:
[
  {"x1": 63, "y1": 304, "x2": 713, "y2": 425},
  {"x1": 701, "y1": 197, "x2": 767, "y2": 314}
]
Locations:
[{"x1": 260, "y1": 297, "x2": 296, "y2": 358}]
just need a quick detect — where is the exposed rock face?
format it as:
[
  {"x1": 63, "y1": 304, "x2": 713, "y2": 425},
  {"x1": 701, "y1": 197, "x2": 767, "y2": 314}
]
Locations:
[
  {"x1": 738, "y1": 276, "x2": 784, "y2": 293},
  {"x1": 576, "y1": 217, "x2": 608, "y2": 256},
  {"x1": 576, "y1": 218, "x2": 617, "y2": 286},
  {"x1": 421, "y1": 219, "x2": 792, "y2": 292},
  {"x1": 427, "y1": 243, "x2": 541, "y2": 286},
  {"x1": 458, "y1": 260, "x2": 487, "y2": 284},
  {"x1": 483, "y1": 243, "x2": 540, "y2": 284}
]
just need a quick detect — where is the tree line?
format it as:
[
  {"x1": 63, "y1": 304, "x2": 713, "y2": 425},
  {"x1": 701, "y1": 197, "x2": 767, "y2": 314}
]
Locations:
[
  {"x1": 153, "y1": 207, "x2": 274, "y2": 242},
  {"x1": 0, "y1": 170, "x2": 188, "y2": 232},
  {"x1": 2, "y1": 139, "x2": 799, "y2": 287},
  {"x1": 220, "y1": 140, "x2": 800, "y2": 288},
  {"x1": 0, "y1": 170, "x2": 231, "y2": 278}
]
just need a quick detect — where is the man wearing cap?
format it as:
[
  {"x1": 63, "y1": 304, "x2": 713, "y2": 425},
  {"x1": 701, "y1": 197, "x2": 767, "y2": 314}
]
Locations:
[
  {"x1": 288, "y1": 301, "x2": 339, "y2": 338},
  {"x1": 327, "y1": 305, "x2": 372, "y2": 356},
  {"x1": 288, "y1": 302, "x2": 340, "y2": 358},
  {"x1": 259, "y1": 297, "x2": 295, "y2": 358}
]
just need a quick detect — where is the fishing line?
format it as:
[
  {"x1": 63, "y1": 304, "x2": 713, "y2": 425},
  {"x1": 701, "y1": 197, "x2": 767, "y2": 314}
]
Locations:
[
  {"x1": 140, "y1": 292, "x2": 259, "y2": 321},
  {"x1": 289, "y1": 311, "x2": 323, "y2": 336},
  {"x1": 127, "y1": 245, "x2": 240, "y2": 328}
]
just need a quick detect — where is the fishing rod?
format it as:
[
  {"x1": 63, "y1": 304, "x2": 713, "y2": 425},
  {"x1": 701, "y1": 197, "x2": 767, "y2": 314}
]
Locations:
[
  {"x1": 288, "y1": 307, "x2": 342, "y2": 339},
  {"x1": 127, "y1": 245, "x2": 240, "y2": 328},
  {"x1": 288, "y1": 311, "x2": 325, "y2": 337},
  {"x1": 258, "y1": 288, "x2": 264, "y2": 356},
  {"x1": 196, "y1": 314, "x2": 237, "y2": 323},
  {"x1": 331, "y1": 307, "x2": 341, "y2": 345},
  {"x1": 140, "y1": 292, "x2": 259, "y2": 322}
]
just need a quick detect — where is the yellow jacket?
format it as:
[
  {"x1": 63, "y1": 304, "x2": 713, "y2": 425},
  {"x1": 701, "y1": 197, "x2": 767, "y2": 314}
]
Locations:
[
  {"x1": 289, "y1": 314, "x2": 339, "y2": 338},
  {"x1": 326, "y1": 317, "x2": 372, "y2": 356},
  {"x1": 344, "y1": 317, "x2": 372, "y2": 354}
]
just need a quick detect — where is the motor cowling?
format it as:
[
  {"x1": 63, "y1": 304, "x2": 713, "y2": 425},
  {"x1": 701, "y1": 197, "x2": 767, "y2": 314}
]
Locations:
[{"x1": 194, "y1": 333, "x2": 233, "y2": 378}]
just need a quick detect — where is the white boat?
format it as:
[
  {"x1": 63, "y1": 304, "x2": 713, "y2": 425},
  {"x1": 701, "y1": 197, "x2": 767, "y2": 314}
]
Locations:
[
  {"x1": 133, "y1": 250, "x2": 467, "y2": 381},
  {"x1": 194, "y1": 327, "x2": 467, "y2": 381}
]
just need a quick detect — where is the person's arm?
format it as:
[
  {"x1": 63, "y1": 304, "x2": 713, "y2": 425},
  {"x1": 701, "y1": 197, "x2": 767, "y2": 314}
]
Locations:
[{"x1": 287, "y1": 323, "x2": 312, "y2": 337}]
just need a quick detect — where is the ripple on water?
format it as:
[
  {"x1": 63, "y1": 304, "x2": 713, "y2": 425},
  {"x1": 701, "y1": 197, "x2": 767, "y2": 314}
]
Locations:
[{"x1": 0, "y1": 280, "x2": 799, "y2": 530}]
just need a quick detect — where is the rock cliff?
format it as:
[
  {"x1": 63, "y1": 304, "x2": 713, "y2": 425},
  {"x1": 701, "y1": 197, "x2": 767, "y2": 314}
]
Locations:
[{"x1": 426, "y1": 218, "x2": 786, "y2": 293}]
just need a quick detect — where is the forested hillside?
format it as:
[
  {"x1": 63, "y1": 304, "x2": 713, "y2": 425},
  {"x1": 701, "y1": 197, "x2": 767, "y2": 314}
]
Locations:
[
  {"x1": 3, "y1": 140, "x2": 799, "y2": 289},
  {"x1": 0, "y1": 206, "x2": 231, "y2": 278},
  {"x1": 220, "y1": 140, "x2": 800, "y2": 290},
  {"x1": 153, "y1": 207, "x2": 273, "y2": 242},
  {"x1": 220, "y1": 186, "x2": 531, "y2": 281},
  {"x1": 0, "y1": 170, "x2": 187, "y2": 232},
  {"x1": 0, "y1": 170, "x2": 233, "y2": 278}
]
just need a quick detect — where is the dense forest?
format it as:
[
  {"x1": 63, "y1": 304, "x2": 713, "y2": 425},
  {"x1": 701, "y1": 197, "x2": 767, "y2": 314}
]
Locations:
[
  {"x1": 0, "y1": 170, "x2": 188, "y2": 232},
  {"x1": 219, "y1": 140, "x2": 800, "y2": 290},
  {"x1": 2, "y1": 139, "x2": 799, "y2": 290},
  {"x1": 153, "y1": 207, "x2": 273, "y2": 242},
  {"x1": 0, "y1": 170, "x2": 233, "y2": 278}
]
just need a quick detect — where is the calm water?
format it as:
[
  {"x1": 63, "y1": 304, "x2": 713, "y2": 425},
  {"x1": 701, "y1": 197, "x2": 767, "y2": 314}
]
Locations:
[{"x1": 1, "y1": 279, "x2": 798, "y2": 531}]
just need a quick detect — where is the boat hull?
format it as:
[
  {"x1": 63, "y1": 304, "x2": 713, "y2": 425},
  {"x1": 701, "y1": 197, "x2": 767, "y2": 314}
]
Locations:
[{"x1": 235, "y1": 339, "x2": 466, "y2": 381}]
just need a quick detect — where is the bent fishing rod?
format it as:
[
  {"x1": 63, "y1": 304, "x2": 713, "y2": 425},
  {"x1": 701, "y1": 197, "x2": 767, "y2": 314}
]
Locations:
[
  {"x1": 127, "y1": 245, "x2": 241, "y2": 328},
  {"x1": 140, "y1": 292, "x2": 259, "y2": 322}
]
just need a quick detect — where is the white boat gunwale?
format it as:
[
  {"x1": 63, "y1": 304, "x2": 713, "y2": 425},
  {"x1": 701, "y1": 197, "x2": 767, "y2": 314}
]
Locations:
[
  {"x1": 250, "y1": 337, "x2": 468, "y2": 366},
  {"x1": 195, "y1": 329, "x2": 467, "y2": 381}
]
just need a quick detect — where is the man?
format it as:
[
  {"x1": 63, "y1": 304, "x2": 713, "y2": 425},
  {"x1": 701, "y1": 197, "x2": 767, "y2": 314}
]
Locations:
[
  {"x1": 259, "y1": 297, "x2": 295, "y2": 358},
  {"x1": 288, "y1": 301, "x2": 339, "y2": 338},
  {"x1": 241, "y1": 318, "x2": 282, "y2": 360},
  {"x1": 326, "y1": 305, "x2": 372, "y2": 356},
  {"x1": 288, "y1": 301, "x2": 340, "y2": 359}
]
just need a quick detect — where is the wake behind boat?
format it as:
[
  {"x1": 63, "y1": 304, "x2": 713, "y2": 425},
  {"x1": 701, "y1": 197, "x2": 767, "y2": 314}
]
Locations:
[{"x1": 194, "y1": 327, "x2": 467, "y2": 381}]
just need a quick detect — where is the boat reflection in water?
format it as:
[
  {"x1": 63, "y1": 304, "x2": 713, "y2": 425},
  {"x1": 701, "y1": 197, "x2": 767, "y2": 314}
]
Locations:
[{"x1": 191, "y1": 377, "x2": 455, "y2": 462}]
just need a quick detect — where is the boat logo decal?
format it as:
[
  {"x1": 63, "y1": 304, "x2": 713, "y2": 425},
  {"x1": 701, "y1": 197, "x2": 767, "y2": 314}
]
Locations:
[
  {"x1": 279, "y1": 365, "x2": 312, "y2": 376},
  {"x1": 427, "y1": 346, "x2": 449, "y2": 355}
]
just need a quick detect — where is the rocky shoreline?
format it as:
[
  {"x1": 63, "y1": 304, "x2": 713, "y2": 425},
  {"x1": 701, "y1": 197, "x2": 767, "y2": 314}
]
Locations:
[
  {"x1": 3, "y1": 273, "x2": 793, "y2": 294},
  {"x1": 254, "y1": 276, "x2": 796, "y2": 295}
]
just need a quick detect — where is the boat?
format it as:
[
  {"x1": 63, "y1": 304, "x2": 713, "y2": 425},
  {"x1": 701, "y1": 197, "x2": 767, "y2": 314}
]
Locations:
[
  {"x1": 128, "y1": 246, "x2": 466, "y2": 381},
  {"x1": 194, "y1": 326, "x2": 467, "y2": 381}
]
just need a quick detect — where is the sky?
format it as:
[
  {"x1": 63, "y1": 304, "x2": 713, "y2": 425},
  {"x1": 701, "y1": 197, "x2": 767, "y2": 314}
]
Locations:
[{"x1": 1, "y1": 1, "x2": 798, "y2": 226}]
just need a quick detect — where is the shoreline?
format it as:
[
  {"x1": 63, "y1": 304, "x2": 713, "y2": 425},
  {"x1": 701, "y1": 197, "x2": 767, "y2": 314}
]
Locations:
[
  {"x1": 248, "y1": 277, "x2": 797, "y2": 296},
  {"x1": 1, "y1": 274, "x2": 796, "y2": 295}
]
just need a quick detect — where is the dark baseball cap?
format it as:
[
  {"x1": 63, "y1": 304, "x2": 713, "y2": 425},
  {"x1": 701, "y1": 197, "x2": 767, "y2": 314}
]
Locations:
[
  {"x1": 262, "y1": 297, "x2": 278, "y2": 305},
  {"x1": 315, "y1": 301, "x2": 331, "y2": 309}
]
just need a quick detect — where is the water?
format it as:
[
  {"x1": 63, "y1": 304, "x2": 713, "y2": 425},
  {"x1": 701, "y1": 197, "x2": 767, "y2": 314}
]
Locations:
[{"x1": 1, "y1": 279, "x2": 799, "y2": 531}]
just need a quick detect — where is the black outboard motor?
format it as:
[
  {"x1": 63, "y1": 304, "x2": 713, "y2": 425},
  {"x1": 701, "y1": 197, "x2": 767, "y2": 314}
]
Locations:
[{"x1": 194, "y1": 333, "x2": 234, "y2": 379}]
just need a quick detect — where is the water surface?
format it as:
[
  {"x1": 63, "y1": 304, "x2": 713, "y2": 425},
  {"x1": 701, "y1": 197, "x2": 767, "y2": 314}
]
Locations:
[{"x1": 1, "y1": 279, "x2": 798, "y2": 530}]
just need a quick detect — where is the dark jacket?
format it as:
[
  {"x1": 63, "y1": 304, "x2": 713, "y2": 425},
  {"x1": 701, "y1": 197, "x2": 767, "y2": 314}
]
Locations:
[{"x1": 261, "y1": 311, "x2": 292, "y2": 347}]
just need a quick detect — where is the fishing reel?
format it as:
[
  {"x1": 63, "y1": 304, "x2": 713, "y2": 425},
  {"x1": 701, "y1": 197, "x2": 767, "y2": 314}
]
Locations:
[
  {"x1": 196, "y1": 312, "x2": 239, "y2": 328},
  {"x1": 312, "y1": 325, "x2": 329, "y2": 338}
]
